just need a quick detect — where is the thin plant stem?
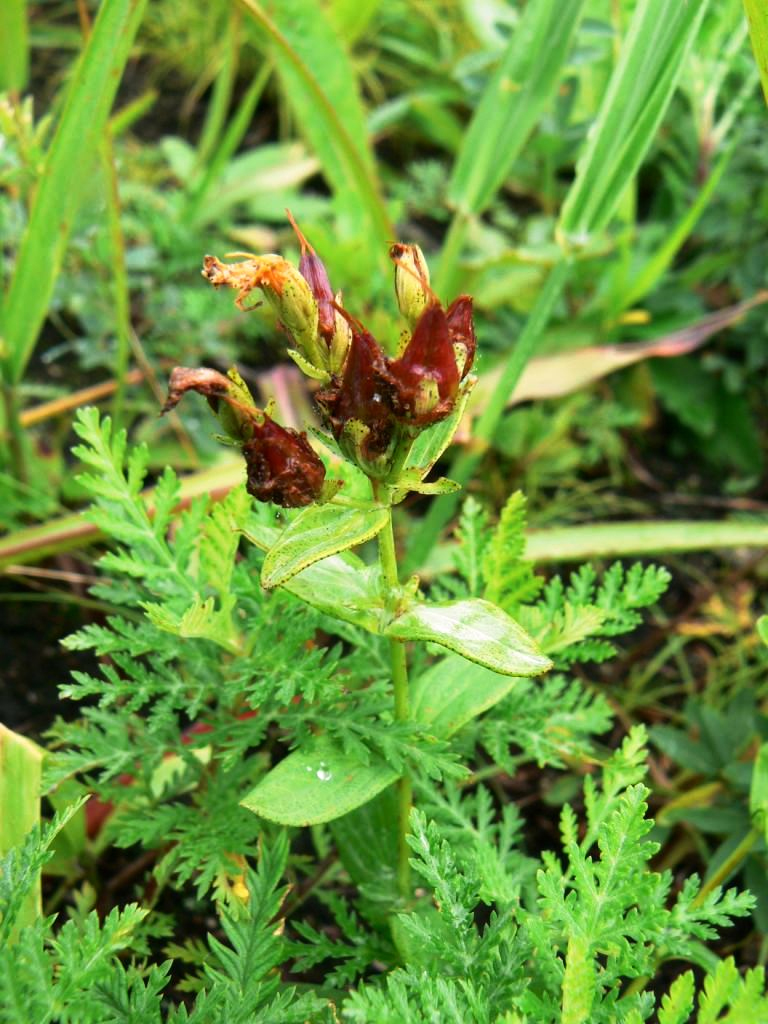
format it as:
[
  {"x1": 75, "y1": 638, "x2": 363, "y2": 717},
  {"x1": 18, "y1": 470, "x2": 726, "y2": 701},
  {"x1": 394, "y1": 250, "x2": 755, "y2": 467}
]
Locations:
[
  {"x1": 101, "y1": 128, "x2": 131, "y2": 431},
  {"x1": 374, "y1": 482, "x2": 412, "y2": 901},
  {"x1": 2, "y1": 382, "x2": 27, "y2": 485}
]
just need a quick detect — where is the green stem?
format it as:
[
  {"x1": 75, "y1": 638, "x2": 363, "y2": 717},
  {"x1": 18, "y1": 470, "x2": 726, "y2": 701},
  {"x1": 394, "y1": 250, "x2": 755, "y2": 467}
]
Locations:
[
  {"x1": 375, "y1": 483, "x2": 412, "y2": 901},
  {"x1": 101, "y1": 128, "x2": 131, "y2": 431},
  {"x1": 2, "y1": 381, "x2": 27, "y2": 485},
  {"x1": 692, "y1": 827, "x2": 760, "y2": 908}
]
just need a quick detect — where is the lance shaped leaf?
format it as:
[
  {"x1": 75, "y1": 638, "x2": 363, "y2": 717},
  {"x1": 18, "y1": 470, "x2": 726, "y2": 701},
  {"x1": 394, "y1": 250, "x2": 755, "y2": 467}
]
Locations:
[
  {"x1": 242, "y1": 647, "x2": 546, "y2": 826},
  {"x1": 240, "y1": 739, "x2": 396, "y2": 827},
  {"x1": 384, "y1": 598, "x2": 551, "y2": 677},
  {"x1": 261, "y1": 503, "x2": 388, "y2": 588},
  {"x1": 242, "y1": 521, "x2": 385, "y2": 631}
]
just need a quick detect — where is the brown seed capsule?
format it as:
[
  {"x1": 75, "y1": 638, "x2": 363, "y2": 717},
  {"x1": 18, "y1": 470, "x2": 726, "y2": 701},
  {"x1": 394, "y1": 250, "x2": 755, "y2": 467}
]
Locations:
[
  {"x1": 162, "y1": 366, "x2": 325, "y2": 508},
  {"x1": 242, "y1": 416, "x2": 326, "y2": 508}
]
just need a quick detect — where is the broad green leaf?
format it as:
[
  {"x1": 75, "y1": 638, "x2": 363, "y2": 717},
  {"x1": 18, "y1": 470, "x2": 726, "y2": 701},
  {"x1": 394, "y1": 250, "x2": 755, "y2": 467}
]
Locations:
[
  {"x1": 329, "y1": 786, "x2": 398, "y2": 892},
  {"x1": 245, "y1": 643, "x2": 549, "y2": 826},
  {"x1": 384, "y1": 598, "x2": 552, "y2": 677},
  {"x1": 241, "y1": 738, "x2": 397, "y2": 826},
  {"x1": 448, "y1": 0, "x2": 585, "y2": 217},
  {"x1": 237, "y1": 0, "x2": 390, "y2": 264},
  {"x1": 243, "y1": 522, "x2": 385, "y2": 630},
  {"x1": 559, "y1": 0, "x2": 710, "y2": 241},
  {"x1": 758, "y1": 615, "x2": 768, "y2": 647},
  {"x1": 1, "y1": 0, "x2": 148, "y2": 385},
  {"x1": 282, "y1": 557, "x2": 384, "y2": 631},
  {"x1": 409, "y1": 654, "x2": 524, "y2": 739},
  {"x1": 261, "y1": 504, "x2": 389, "y2": 589},
  {"x1": 745, "y1": 0, "x2": 768, "y2": 107}
]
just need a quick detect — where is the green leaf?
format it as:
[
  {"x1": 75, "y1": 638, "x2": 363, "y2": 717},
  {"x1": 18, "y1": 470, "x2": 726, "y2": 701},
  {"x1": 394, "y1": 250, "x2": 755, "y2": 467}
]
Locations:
[
  {"x1": 384, "y1": 598, "x2": 552, "y2": 677},
  {"x1": 757, "y1": 615, "x2": 768, "y2": 647},
  {"x1": 240, "y1": 738, "x2": 397, "y2": 827},
  {"x1": 243, "y1": 521, "x2": 385, "y2": 631},
  {"x1": 409, "y1": 654, "x2": 524, "y2": 739},
  {"x1": 260, "y1": 504, "x2": 389, "y2": 589},
  {"x1": 244, "y1": 647, "x2": 547, "y2": 826},
  {"x1": 562, "y1": 935, "x2": 596, "y2": 1024},
  {"x1": 658, "y1": 971, "x2": 695, "y2": 1024},
  {"x1": 282, "y1": 556, "x2": 384, "y2": 631},
  {"x1": 143, "y1": 594, "x2": 240, "y2": 653},
  {"x1": 559, "y1": 0, "x2": 710, "y2": 241},
  {"x1": 403, "y1": 377, "x2": 475, "y2": 479},
  {"x1": 0, "y1": 725, "x2": 43, "y2": 935},
  {"x1": 745, "y1": 0, "x2": 768, "y2": 108},
  {"x1": 436, "y1": 0, "x2": 586, "y2": 297},
  {"x1": 1, "y1": 0, "x2": 148, "y2": 385}
]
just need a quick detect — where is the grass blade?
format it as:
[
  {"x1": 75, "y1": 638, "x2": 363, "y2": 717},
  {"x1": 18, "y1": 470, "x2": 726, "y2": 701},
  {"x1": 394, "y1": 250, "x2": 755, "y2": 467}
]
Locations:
[
  {"x1": 448, "y1": 0, "x2": 585, "y2": 218},
  {"x1": 237, "y1": 0, "x2": 391, "y2": 268},
  {"x1": 744, "y1": 0, "x2": 768, "y2": 106},
  {"x1": 525, "y1": 519, "x2": 768, "y2": 562},
  {"x1": 1, "y1": 0, "x2": 148, "y2": 386},
  {"x1": 0, "y1": 0, "x2": 28, "y2": 92},
  {"x1": 559, "y1": 0, "x2": 710, "y2": 242},
  {"x1": 437, "y1": 0, "x2": 585, "y2": 297}
]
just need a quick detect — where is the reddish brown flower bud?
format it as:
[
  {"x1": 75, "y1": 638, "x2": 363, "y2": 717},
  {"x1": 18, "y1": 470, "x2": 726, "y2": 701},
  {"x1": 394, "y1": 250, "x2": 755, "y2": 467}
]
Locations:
[
  {"x1": 287, "y1": 209, "x2": 335, "y2": 342},
  {"x1": 243, "y1": 416, "x2": 326, "y2": 508},
  {"x1": 386, "y1": 303, "x2": 461, "y2": 426},
  {"x1": 315, "y1": 322, "x2": 400, "y2": 476}
]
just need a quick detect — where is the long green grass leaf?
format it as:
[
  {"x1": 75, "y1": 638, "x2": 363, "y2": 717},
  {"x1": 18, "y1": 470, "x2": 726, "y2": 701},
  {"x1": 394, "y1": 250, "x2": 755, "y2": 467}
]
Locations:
[
  {"x1": 744, "y1": 0, "x2": 768, "y2": 106},
  {"x1": 0, "y1": 0, "x2": 28, "y2": 92},
  {"x1": 237, "y1": 0, "x2": 391, "y2": 267},
  {"x1": 559, "y1": 0, "x2": 710, "y2": 242},
  {"x1": 1, "y1": 0, "x2": 148, "y2": 386},
  {"x1": 448, "y1": 0, "x2": 585, "y2": 218},
  {"x1": 436, "y1": 0, "x2": 585, "y2": 297}
]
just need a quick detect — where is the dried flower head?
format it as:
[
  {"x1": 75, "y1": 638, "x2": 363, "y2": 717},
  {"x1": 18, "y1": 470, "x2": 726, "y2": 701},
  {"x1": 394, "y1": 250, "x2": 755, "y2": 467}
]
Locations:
[{"x1": 162, "y1": 366, "x2": 325, "y2": 507}]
